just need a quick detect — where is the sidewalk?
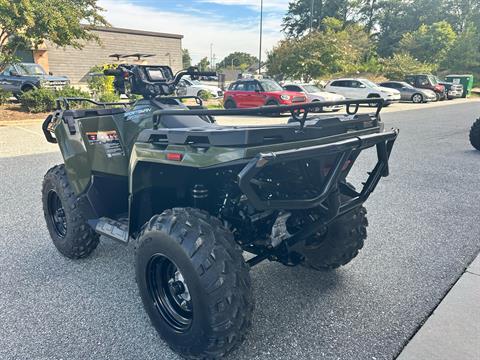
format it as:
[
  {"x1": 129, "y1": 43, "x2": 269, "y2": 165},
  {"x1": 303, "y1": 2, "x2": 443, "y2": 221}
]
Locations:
[{"x1": 397, "y1": 253, "x2": 480, "y2": 360}]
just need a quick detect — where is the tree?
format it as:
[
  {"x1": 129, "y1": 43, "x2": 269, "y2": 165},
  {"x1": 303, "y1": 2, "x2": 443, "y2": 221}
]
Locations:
[
  {"x1": 441, "y1": 23, "x2": 480, "y2": 72},
  {"x1": 282, "y1": 0, "x2": 355, "y2": 38},
  {"x1": 182, "y1": 49, "x2": 192, "y2": 68},
  {"x1": 358, "y1": 0, "x2": 381, "y2": 33},
  {"x1": 0, "y1": 0, "x2": 108, "y2": 70},
  {"x1": 442, "y1": 0, "x2": 480, "y2": 32},
  {"x1": 268, "y1": 18, "x2": 372, "y2": 81},
  {"x1": 278, "y1": 0, "x2": 480, "y2": 79},
  {"x1": 380, "y1": 53, "x2": 436, "y2": 79},
  {"x1": 196, "y1": 57, "x2": 210, "y2": 71},
  {"x1": 217, "y1": 52, "x2": 258, "y2": 70},
  {"x1": 399, "y1": 21, "x2": 456, "y2": 64}
]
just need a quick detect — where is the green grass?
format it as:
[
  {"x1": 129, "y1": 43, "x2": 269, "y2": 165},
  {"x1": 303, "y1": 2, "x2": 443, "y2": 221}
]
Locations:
[{"x1": 206, "y1": 103, "x2": 224, "y2": 109}]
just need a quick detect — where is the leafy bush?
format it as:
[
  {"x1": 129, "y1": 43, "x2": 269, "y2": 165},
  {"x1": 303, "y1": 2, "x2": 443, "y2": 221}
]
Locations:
[
  {"x1": 19, "y1": 88, "x2": 56, "y2": 113},
  {"x1": 0, "y1": 88, "x2": 12, "y2": 105},
  {"x1": 57, "y1": 85, "x2": 90, "y2": 99},
  {"x1": 20, "y1": 86, "x2": 93, "y2": 113},
  {"x1": 197, "y1": 90, "x2": 213, "y2": 101},
  {"x1": 87, "y1": 64, "x2": 116, "y2": 95},
  {"x1": 98, "y1": 92, "x2": 121, "y2": 103},
  {"x1": 380, "y1": 53, "x2": 437, "y2": 80}
]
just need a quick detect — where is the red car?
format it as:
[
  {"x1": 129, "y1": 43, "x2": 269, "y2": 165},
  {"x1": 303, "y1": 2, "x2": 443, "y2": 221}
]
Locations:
[{"x1": 223, "y1": 79, "x2": 306, "y2": 109}]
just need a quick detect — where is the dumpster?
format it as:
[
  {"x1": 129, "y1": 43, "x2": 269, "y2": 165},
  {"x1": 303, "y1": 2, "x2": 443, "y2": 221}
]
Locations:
[{"x1": 445, "y1": 74, "x2": 474, "y2": 98}]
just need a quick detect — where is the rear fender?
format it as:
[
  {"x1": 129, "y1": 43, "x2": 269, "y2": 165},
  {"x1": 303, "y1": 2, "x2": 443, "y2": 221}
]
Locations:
[{"x1": 128, "y1": 161, "x2": 200, "y2": 235}]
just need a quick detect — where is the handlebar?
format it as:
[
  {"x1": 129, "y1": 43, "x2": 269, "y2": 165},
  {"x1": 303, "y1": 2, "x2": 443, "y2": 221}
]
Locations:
[
  {"x1": 104, "y1": 69, "x2": 124, "y2": 76},
  {"x1": 102, "y1": 64, "x2": 217, "y2": 97}
]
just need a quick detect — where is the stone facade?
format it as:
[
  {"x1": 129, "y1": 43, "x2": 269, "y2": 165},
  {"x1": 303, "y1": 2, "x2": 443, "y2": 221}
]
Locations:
[{"x1": 43, "y1": 27, "x2": 183, "y2": 84}]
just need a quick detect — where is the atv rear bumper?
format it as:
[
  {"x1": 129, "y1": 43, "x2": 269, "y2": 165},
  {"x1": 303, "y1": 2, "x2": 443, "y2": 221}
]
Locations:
[{"x1": 238, "y1": 129, "x2": 398, "y2": 218}]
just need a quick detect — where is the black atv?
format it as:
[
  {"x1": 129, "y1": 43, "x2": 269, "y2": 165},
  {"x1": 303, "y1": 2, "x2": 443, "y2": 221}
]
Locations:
[
  {"x1": 41, "y1": 64, "x2": 398, "y2": 359},
  {"x1": 470, "y1": 118, "x2": 480, "y2": 151}
]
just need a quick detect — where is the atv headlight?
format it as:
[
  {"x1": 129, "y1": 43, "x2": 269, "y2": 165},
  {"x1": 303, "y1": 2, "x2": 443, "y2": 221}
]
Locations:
[{"x1": 280, "y1": 95, "x2": 291, "y2": 101}]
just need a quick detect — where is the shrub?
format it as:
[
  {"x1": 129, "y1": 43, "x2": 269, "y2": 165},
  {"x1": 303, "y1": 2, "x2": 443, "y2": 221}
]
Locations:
[
  {"x1": 20, "y1": 86, "x2": 93, "y2": 113},
  {"x1": 98, "y1": 92, "x2": 121, "y2": 103},
  {"x1": 87, "y1": 64, "x2": 116, "y2": 95},
  {"x1": 57, "y1": 85, "x2": 90, "y2": 99},
  {"x1": 19, "y1": 88, "x2": 56, "y2": 113},
  {"x1": 55, "y1": 86, "x2": 92, "y2": 109},
  {"x1": 0, "y1": 88, "x2": 12, "y2": 105},
  {"x1": 380, "y1": 53, "x2": 436, "y2": 80},
  {"x1": 198, "y1": 90, "x2": 212, "y2": 101}
]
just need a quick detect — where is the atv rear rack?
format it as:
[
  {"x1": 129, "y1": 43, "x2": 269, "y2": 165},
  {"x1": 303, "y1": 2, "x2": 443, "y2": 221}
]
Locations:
[
  {"x1": 152, "y1": 98, "x2": 384, "y2": 129},
  {"x1": 238, "y1": 129, "x2": 398, "y2": 212},
  {"x1": 241, "y1": 128, "x2": 398, "y2": 267}
]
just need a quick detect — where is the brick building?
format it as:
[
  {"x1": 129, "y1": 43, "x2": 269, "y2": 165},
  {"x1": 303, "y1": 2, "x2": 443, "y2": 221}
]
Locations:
[{"x1": 19, "y1": 26, "x2": 183, "y2": 84}]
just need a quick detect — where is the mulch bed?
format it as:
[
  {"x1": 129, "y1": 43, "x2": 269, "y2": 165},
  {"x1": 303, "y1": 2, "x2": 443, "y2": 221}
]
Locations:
[{"x1": 0, "y1": 103, "x2": 48, "y2": 123}]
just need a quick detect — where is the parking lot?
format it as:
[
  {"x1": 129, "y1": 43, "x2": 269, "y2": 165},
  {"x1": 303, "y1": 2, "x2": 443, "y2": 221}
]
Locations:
[{"x1": 0, "y1": 100, "x2": 479, "y2": 359}]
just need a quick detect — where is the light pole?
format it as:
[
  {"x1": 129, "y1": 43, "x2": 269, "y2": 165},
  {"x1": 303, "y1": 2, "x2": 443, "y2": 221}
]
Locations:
[
  {"x1": 258, "y1": 0, "x2": 263, "y2": 75},
  {"x1": 210, "y1": 43, "x2": 213, "y2": 71},
  {"x1": 310, "y1": 0, "x2": 314, "y2": 32}
]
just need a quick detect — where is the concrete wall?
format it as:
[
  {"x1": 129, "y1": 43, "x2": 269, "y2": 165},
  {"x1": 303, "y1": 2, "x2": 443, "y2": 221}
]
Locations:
[{"x1": 46, "y1": 27, "x2": 183, "y2": 84}]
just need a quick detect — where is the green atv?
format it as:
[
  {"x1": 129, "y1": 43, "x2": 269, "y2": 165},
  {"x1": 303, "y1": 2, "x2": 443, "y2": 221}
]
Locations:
[
  {"x1": 470, "y1": 118, "x2": 480, "y2": 151},
  {"x1": 41, "y1": 64, "x2": 398, "y2": 359}
]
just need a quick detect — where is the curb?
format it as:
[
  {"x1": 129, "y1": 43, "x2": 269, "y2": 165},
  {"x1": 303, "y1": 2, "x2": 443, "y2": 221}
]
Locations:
[{"x1": 396, "y1": 252, "x2": 480, "y2": 360}]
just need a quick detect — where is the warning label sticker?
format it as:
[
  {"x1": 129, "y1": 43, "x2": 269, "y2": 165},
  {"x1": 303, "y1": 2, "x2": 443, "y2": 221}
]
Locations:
[{"x1": 86, "y1": 130, "x2": 125, "y2": 158}]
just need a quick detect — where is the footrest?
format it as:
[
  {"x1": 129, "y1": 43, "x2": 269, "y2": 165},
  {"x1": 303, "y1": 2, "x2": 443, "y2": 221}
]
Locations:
[{"x1": 91, "y1": 217, "x2": 129, "y2": 243}]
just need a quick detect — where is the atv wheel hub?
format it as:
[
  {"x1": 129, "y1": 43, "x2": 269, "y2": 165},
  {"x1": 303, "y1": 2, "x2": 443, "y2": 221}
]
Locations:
[
  {"x1": 47, "y1": 190, "x2": 67, "y2": 238},
  {"x1": 147, "y1": 254, "x2": 193, "y2": 332}
]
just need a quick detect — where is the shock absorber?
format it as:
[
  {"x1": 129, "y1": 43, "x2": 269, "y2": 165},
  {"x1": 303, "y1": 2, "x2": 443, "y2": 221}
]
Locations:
[{"x1": 192, "y1": 184, "x2": 209, "y2": 209}]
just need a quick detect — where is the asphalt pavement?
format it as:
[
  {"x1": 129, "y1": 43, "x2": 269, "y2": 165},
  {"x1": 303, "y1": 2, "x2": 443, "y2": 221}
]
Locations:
[{"x1": 0, "y1": 101, "x2": 479, "y2": 360}]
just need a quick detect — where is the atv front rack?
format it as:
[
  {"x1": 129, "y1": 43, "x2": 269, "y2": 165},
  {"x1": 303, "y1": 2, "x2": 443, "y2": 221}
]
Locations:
[{"x1": 152, "y1": 98, "x2": 384, "y2": 129}]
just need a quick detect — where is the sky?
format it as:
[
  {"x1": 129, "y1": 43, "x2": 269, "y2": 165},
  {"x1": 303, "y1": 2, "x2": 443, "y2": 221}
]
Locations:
[{"x1": 97, "y1": 0, "x2": 290, "y2": 64}]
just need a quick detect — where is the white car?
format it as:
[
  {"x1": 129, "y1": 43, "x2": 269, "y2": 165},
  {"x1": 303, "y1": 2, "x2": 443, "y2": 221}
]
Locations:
[
  {"x1": 324, "y1": 78, "x2": 401, "y2": 106},
  {"x1": 283, "y1": 83, "x2": 345, "y2": 112},
  {"x1": 177, "y1": 77, "x2": 223, "y2": 99}
]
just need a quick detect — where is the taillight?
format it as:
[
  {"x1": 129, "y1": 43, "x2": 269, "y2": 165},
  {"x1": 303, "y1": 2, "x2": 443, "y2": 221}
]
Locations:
[{"x1": 166, "y1": 153, "x2": 183, "y2": 161}]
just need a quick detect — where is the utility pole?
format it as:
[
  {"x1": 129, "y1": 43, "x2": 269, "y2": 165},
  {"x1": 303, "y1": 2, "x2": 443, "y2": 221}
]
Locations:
[
  {"x1": 310, "y1": 0, "x2": 315, "y2": 32},
  {"x1": 210, "y1": 43, "x2": 213, "y2": 71},
  {"x1": 258, "y1": 0, "x2": 263, "y2": 75}
]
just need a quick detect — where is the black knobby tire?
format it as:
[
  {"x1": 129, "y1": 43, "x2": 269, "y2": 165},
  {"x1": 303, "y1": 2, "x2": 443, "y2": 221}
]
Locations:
[
  {"x1": 470, "y1": 118, "x2": 480, "y2": 151},
  {"x1": 297, "y1": 205, "x2": 368, "y2": 271},
  {"x1": 223, "y1": 99, "x2": 236, "y2": 109},
  {"x1": 42, "y1": 165, "x2": 99, "y2": 259},
  {"x1": 135, "y1": 208, "x2": 253, "y2": 359}
]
